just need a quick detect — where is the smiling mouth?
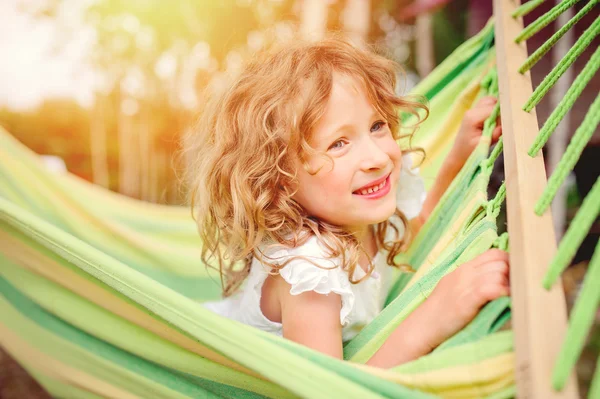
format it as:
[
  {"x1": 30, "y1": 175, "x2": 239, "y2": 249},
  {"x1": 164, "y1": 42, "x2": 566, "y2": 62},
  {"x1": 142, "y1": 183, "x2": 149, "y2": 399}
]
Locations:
[{"x1": 353, "y1": 174, "x2": 391, "y2": 196}]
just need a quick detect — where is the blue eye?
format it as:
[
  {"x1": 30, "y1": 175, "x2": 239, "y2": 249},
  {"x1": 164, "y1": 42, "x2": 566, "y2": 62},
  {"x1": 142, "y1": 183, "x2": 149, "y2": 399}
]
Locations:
[
  {"x1": 371, "y1": 121, "x2": 387, "y2": 132},
  {"x1": 328, "y1": 140, "x2": 346, "y2": 150}
]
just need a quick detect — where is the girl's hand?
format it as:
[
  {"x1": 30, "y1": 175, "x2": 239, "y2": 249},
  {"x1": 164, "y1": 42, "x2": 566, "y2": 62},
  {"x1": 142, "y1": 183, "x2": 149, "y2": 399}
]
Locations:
[
  {"x1": 418, "y1": 97, "x2": 503, "y2": 225},
  {"x1": 450, "y1": 96, "x2": 503, "y2": 168},
  {"x1": 424, "y1": 249, "x2": 510, "y2": 347}
]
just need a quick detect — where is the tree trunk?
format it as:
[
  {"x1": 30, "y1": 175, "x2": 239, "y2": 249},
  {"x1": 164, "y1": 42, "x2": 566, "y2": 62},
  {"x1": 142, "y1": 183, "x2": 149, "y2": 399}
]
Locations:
[
  {"x1": 139, "y1": 101, "x2": 151, "y2": 201},
  {"x1": 300, "y1": 0, "x2": 329, "y2": 40},
  {"x1": 90, "y1": 94, "x2": 110, "y2": 188},
  {"x1": 415, "y1": 13, "x2": 434, "y2": 77},
  {"x1": 342, "y1": 0, "x2": 371, "y2": 45}
]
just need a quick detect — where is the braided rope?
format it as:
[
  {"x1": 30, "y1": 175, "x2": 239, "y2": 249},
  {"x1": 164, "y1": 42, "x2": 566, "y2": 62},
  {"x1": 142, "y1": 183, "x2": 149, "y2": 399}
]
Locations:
[
  {"x1": 591, "y1": 356, "x2": 600, "y2": 399},
  {"x1": 515, "y1": 0, "x2": 582, "y2": 44},
  {"x1": 550, "y1": 238, "x2": 600, "y2": 390},
  {"x1": 535, "y1": 94, "x2": 600, "y2": 215},
  {"x1": 486, "y1": 137, "x2": 504, "y2": 168},
  {"x1": 528, "y1": 47, "x2": 600, "y2": 156},
  {"x1": 519, "y1": 0, "x2": 598, "y2": 73},
  {"x1": 523, "y1": 15, "x2": 599, "y2": 112},
  {"x1": 489, "y1": 182, "x2": 507, "y2": 218},
  {"x1": 493, "y1": 232, "x2": 510, "y2": 251},
  {"x1": 483, "y1": 102, "x2": 501, "y2": 139},
  {"x1": 543, "y1": 177, "x2": 600, "y2": 288},
  {"x1": 512, "y1": 0, "x2": 546, "y2": 18}
]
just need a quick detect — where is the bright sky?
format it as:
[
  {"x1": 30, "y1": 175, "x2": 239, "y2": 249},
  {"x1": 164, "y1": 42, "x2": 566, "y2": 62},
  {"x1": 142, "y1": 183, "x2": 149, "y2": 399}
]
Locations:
[{"x1": 0, "y1": 0, "x2": 98, "y2": 110}]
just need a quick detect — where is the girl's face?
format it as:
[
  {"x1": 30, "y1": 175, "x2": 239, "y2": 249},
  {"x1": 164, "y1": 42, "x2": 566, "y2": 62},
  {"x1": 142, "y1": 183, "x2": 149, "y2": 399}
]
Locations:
[{"x1": 293, "y1": 73, "x2": 402, "y2": 232}]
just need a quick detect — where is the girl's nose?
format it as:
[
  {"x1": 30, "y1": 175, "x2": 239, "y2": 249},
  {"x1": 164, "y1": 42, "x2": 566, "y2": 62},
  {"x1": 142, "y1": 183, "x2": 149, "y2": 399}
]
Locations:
[{"x1": 361, "y1": 137, "x2": 389, "y2": 171}]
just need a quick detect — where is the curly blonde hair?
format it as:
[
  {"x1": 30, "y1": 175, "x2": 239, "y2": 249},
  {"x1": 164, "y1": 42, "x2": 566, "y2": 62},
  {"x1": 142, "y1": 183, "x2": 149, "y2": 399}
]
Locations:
[{"x1": 183, "y1": 35, "x2": 429, "y2": 297}]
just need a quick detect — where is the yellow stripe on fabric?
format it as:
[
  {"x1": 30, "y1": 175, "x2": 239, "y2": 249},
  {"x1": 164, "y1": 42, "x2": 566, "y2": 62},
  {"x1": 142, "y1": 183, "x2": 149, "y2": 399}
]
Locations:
[
  {"x1": 403, "y1": 191, "x2": 488, "y2": 292},
  {"x1": 409, "y1": 54, "x2": 496, "y2": 188},
  {"x1": 0, "y1": 146, "x2": 207, "y2": 277},
  {"x1": 0, "y1": 296, "x2": 210, "y2": 399},
  {"x1": 23, "y1": 369, "x2": 107, "y2": 399},
  {"x1": 0, "y1": 128, "x2": 189, "y2": 221},
  {"x1": 417, "y1": 72, "x2": 481, "y2": 164},
  {"x1": 0, "y1": 230, "x2": 265, "y2": 382},
  {"x1": 0, "y1": 250, "x2": 292, "y2": 398},
  {"x1": 0, "y1": 322, "x2": 142, "y2": 399},
  {"x1": 0, "y1": 199, "x2": 392, "y2": 399},
  {"x1": 348, "y1": 227, "x2": 499, "y2": 363},
  {"x1": 352, "y1": 353, "x2": 514, "y2": 398}
]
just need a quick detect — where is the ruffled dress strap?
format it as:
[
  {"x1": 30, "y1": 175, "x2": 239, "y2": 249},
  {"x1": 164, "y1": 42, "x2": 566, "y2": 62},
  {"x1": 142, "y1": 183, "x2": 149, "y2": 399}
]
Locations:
[{"x1": 261, "y1": 236, "x2": 355, "y2": 326}]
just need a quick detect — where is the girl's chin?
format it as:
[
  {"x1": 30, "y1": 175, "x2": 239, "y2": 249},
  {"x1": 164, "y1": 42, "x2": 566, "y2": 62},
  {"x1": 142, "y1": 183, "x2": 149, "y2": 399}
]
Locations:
[{"x1": 359, "y1": 208, "x2": 398, "y2": 226}]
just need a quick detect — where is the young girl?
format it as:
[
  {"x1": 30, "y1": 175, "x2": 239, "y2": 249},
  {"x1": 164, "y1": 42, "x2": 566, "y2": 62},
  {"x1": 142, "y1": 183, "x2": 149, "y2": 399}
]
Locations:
[{"x1": 187, "y1": 36, "x2": 508, "y2": 369}]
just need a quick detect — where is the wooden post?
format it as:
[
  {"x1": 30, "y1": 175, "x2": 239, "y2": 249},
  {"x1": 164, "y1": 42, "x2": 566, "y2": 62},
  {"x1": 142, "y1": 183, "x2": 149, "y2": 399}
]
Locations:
[{"x1": 493, "y1": 1, "x2": 579, "y2": 398}]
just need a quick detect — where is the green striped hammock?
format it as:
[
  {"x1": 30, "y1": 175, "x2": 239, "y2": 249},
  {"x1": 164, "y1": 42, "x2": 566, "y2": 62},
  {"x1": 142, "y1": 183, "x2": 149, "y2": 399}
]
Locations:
[{"x1": 0, "y1": 21, "x2": 516, "y2": 399}]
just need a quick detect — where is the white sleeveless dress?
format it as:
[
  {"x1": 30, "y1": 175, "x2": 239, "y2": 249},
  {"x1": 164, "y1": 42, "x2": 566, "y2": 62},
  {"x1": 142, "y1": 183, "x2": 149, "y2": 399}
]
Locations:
[{"x1": 203, "y1": 154, "x2": 426, "y2": 342}]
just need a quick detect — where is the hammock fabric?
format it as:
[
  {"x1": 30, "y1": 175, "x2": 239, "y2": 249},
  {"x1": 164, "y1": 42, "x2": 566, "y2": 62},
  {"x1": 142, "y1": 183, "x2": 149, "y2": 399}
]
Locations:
[{"x1": 0, "y1": 21, "x2": 516, "y2": 399}]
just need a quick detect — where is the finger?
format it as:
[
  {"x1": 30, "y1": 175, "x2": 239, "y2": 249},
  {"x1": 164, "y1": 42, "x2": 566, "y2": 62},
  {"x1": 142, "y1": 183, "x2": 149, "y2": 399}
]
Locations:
[
  {"x1": 475, "y1": 266, "x2": 504, "y2": 281},
  {"x1": 492, "y1": 126, "x2": 502, "y2": 141},
  {"x1": 479, "y1": 260, "x2": 509, "y2": 273},
  {"x1": 476, "y1": 96, "x2": 498, "y2": 106},
  {"x1": 472, "y1": 249, "x2": 509, "y2": 266},
  {"x1": 476, "y1": 283, "x2": 510, "y2": 302},
  {"x1": 478, "y1": 272, "x2": 509, "y2": 290},
  {"x1": 466, "y1": 105, "x2": 499, "y2": 127}
]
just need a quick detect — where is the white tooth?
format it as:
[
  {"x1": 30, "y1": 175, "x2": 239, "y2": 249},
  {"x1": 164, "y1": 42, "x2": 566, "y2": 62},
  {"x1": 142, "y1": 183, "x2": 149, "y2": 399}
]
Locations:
[
  {"x1": 368, "y1": 188, "x2": 373, "y2": 193},
  {"x1": 378, "y1": 182, "x2": 384, "y2": 189},
  {"x1": 373, "y1": 185, "x2": 379, "y2": 192},
  {"x1": 361, "y1": 190, "x2": 368, "y2": 195}
]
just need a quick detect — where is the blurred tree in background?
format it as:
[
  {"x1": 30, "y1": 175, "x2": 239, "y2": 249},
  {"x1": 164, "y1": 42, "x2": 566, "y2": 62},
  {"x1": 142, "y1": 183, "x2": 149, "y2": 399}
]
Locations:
[{"x1": 0, "y1": 0, "x2": 468, "y2": 204}]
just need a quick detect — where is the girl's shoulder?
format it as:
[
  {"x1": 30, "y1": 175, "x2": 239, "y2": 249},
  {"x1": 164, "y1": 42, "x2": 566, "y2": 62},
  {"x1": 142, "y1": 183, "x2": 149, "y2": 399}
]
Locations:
[
  {"x1": 258, "y1": 236, "x2": 347, "y2": 293},
  {"x1": 256, "y1": 237, "x2": 355, "y2": 325}
]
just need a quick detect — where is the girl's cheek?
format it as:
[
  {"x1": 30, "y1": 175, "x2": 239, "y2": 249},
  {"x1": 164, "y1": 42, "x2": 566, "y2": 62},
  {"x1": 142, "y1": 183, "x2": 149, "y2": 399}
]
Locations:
[{"x1": 320, "y1": 177, "x2": 344, "y2": 195}]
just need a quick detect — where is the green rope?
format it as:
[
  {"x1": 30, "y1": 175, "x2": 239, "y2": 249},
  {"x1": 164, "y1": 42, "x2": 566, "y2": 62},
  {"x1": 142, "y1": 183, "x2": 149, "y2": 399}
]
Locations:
[
  {"x1": 489, "y1": 182, "x2": 506, "y2": 218},
  {"x1": 528, "y1": 47, "x2": 600, "y2": 156},
  {"x1": 535, "y1": 94, "x2": 600, "y2": 215},
  {"x1": 523, "y1": 16, "x2": 600, "y2": 112},
  {"x1": 492, "y1": 232, "x2": 509, "y2": 252},
  {"x1": 480, "y1": 71, "x2": 500, "y2": 150},
  {"x1": 515, "y1": 0, "x2": 582, "y2": 44},
  {"x1": 481, "y1": 72, "x2": 500, "y2": 137},
  {"x1": 486, "y1": 137, "x2": 504, "y2": 169},
  {"x1": 512, "y1": 0, "x2": 546, "y2": 18},
  {"x1": 543, "y1": 177, "x2": 600, "y2": 288},
  {"x1": 482, "y1": 102, "x2": 501, "y2": 139},
  {"x1": 590, "y1": 355, "x2": 600, "y2": 399},
  {"x1": 551, "y1": 238, "x2": 600, "y2": 390},
  {"x1": 482, "y1": 66, "x2": 498, "y2": 92},
  {"x1": 480, "y1": 71, "x2": 501, "y2": 169},
  {"x1": 519, "y1": 0, "x2": 598, "y2": 73}
]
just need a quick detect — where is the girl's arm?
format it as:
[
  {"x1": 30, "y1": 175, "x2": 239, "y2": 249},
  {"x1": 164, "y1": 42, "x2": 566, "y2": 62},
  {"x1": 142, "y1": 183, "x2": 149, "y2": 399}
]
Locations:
[
  {"x1": 416, "y1": 96, "x2": 503, "y2": 227},
  {"x1": 417, "y1": 151, "x2": 464, "y2": 223},
  {"x1": 278, "y1": 249, "x2": 509, "y2": 368},
  {"x1": 409, "y1": 151, "x2": 463, "y2": 235},
  {"x1": 273, "y1": 274, "x2": 344, "y2": 357}
]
